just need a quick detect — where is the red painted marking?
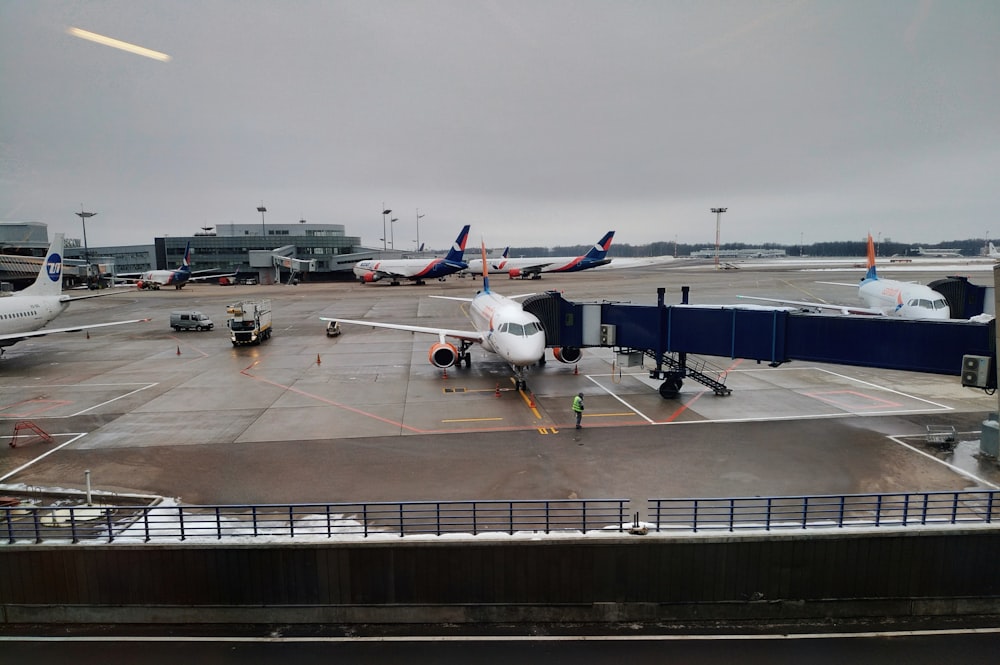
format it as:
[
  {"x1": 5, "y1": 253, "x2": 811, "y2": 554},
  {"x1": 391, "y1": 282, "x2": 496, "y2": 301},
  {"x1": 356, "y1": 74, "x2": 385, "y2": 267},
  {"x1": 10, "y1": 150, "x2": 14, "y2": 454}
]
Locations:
[
  {"x1": 803, "y1": 390, "x2": 903, "y2": 410},
  {"x1": 0, "y1": 399, "x2": 74, "y2": 418}
]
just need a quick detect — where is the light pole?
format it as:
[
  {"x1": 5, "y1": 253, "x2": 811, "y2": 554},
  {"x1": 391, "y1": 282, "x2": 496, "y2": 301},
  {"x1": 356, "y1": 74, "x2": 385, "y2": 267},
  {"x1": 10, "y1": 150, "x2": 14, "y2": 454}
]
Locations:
[
  {"x1": 416, "y1": 208, "x2": 425, "y2": 250},
  {"x1": 711, "y1": 207, "x2": 727, "y2": 268},
  {"x1": 75, "y1": 207, "x2": 97, "y2": 285},
  {"x1": 390, "y1": 217, "x2": 398, "y2": 249},
  {"x1": 257, "y1": 204, "x2": 267, "y2": 237},
  {"x1": 382, "y1": 205, "x2": 392, "y2": 252}
]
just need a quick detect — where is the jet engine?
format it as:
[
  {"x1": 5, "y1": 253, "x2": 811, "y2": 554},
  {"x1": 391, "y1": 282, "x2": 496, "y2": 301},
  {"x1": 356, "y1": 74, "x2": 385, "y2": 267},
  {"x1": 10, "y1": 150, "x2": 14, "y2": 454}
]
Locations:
[
  {"x1": 135, "y1": 280, "x2": 145, "y2": 290},
  {"x1": 552, "y1": 347, "x2": 582, "y2": 364},
  {"x1": 359, "y1": 272, "x2": 381, "y2": 283},
  {"x1": 429, "y1": 342, "x2": 459, "y2": 368},
  {"x1": 508, "y1": 268, "x2": 522, "y2": 279}
]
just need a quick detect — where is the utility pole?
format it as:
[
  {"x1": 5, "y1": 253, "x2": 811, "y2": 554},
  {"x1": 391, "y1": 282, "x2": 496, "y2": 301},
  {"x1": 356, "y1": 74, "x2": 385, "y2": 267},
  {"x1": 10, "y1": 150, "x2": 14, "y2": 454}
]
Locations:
[{"x1": 711, "y1": 208, "x2": 727, "y2": 268}]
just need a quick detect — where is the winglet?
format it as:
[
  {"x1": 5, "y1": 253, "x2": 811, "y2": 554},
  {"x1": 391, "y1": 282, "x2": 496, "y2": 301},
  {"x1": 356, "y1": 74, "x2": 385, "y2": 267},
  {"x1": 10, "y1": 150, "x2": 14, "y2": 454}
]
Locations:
[
  {"x1": 481, "y1": 237, "x2": 490, "y2": 293},
  {"x1": 864, "y1": 233, "x2": 878, "y2": 281}
]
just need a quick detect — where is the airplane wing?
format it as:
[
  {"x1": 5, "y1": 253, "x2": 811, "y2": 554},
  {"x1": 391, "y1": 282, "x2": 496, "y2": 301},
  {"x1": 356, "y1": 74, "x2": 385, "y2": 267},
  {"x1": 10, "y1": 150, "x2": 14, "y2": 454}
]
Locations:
[
  {"x1": 735, "y1": 295, "x2": 885, "y2": 316},
  {"x1": 188, "y1": 271, "x2": 238, "y2": 282},
  {"x1": 319, "y1": 317, "x2": 485, "y2": 344},
  {"x1": 60, "y1": 290, "x2": 133, "y2": 302},
  {"x1": 509, "y1": 262, "x2": 553, "y2": 277},
  {"x1": 0, "y1": 318, "x2": 152, "y2": 343}
]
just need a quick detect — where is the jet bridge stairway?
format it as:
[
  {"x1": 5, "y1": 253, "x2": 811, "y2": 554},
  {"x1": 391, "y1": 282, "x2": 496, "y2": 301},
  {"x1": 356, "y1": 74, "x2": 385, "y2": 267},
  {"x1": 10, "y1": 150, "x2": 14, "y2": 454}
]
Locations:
[{"x1": 637, "y1": 349, "x2": 732, "y2": 398}]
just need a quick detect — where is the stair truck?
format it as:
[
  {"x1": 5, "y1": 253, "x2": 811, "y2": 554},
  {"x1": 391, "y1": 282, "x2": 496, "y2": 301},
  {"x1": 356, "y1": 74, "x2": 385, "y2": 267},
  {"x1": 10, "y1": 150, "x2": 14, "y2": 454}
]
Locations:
[{"x1": 226, "y1": 300, "x2": 272, "y2": 346}]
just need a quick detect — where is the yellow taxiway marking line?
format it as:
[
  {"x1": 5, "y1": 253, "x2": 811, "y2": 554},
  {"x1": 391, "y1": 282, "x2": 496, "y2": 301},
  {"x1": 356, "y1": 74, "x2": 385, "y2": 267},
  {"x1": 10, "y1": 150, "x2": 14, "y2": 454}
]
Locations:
[{"x1": 441, "y1": 417, "x2": 504, "y2": 423}]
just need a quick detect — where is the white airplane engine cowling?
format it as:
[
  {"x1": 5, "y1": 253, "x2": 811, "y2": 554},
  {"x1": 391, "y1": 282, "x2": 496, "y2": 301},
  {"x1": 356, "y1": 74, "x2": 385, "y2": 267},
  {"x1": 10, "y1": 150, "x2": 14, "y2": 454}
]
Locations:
[
  {"x1": 429, "y1": 342, "x2": 459, "y2": 368},
  {"x1": 552, "y1": 347, "x2": 582, "y2": 364}
]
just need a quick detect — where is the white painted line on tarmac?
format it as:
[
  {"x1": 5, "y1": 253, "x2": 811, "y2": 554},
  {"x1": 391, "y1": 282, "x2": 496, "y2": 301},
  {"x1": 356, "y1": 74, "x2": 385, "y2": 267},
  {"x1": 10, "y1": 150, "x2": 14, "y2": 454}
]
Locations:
[
  {"x1": 887, "y1": 435, "x2": 1000, "y2": 490},
  {"x1": 0, "y1": 433, "x2": 88, "y2": 483},
  {"x1": 586, "y1": 375, "x2": 654, "y2": 423},
  {"x1": 70, "y1": 383, "x2": 159, "y2": 417}
]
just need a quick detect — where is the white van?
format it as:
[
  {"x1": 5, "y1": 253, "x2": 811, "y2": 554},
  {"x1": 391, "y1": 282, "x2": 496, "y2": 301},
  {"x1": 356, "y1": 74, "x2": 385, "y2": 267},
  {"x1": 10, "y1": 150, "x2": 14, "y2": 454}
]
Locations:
[{"x1": 170, "y1": 310, "x2": 214, "y2": 331}]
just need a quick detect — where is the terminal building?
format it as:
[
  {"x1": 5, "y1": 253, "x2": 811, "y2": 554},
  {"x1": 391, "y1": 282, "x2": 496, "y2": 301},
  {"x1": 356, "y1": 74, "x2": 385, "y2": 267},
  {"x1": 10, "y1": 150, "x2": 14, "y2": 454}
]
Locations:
[{"x1": 0, "y1": 221, "x2": 402, "y2": 286}]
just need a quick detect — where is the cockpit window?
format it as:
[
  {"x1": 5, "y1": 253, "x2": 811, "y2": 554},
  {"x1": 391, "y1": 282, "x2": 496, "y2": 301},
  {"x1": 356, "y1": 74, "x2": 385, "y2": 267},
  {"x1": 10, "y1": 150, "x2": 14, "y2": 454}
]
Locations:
[
  {"x1": 934, "y1": 299, "x2": 948, "y2": 310},
  {"x1": 500, "y1": 321, "x2": 544, "y2": 336}
]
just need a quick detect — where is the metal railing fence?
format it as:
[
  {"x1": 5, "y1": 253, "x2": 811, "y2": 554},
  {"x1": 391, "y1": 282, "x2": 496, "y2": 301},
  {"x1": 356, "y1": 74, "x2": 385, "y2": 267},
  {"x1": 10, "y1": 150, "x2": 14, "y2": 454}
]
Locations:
[
  {"x1": 649, "y1": 489, "x2": 1000, "y2": 532},
  {"x1": 2, "y1": 498, "x2": 629, "y2": 544},
  {"x1": 3, "y1": 490, "x2": 999, "y2": 545}
]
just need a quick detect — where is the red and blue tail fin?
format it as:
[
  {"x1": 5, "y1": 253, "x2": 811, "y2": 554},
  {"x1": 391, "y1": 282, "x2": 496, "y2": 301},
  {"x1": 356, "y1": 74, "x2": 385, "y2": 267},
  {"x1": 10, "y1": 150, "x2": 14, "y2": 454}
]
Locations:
[
  {"x1": 444, "y1": 225, "x2": 471, "y2": 264},
  {"x1": 864, "y1": 233, "x2": 878, "y2": 281},
  {"x1": 585, "y1": 231, "x2": 615, "y2": 259},
  {"x1": 179, "y1": 241, "x2": 192, "y2": 273}
]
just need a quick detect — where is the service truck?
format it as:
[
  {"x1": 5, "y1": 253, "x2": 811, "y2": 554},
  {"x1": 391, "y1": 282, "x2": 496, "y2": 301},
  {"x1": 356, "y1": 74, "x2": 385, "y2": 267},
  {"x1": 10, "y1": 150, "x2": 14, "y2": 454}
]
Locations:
[{"x1": 226, "y1": 299, "x2": 272, "y2": 346}]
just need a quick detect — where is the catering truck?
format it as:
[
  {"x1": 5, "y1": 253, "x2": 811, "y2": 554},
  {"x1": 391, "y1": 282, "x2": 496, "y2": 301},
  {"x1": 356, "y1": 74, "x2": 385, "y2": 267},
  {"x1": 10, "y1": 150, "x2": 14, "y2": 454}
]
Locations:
[{"x1": 226, "y1": 300, "x2": 272, "y2": 346}]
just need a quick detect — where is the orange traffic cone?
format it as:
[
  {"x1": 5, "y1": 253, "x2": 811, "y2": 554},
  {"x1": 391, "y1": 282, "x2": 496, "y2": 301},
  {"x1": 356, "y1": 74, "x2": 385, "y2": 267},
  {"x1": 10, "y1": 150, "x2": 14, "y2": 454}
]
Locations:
[
  {"x1": 176, "y1": 345, "x2": 181, "y2": 355},
  {"x1": 86, "y1": 330, "x2": 90, "y2": 339},
  {"x1": 495, "y1": 383, "x2": 501, "y2": 398},
  {"x1": 574, "y1": 364, "x2": 579, "y2": 375},
  {"x1": 316, "y1": 354, "x2": 321, "y2": 365},
  {"x1": 442, "y1": 368, "x2": 448, "y2": 380}
]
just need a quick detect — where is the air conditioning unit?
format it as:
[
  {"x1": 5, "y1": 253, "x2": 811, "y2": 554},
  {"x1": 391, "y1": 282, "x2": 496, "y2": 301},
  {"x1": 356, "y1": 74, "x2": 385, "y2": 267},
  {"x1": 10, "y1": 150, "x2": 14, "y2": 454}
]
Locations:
[
  {"x1": 961, "y1": 355, "x2": 994, "y2": 389},
  {"x1": 600, "y1": 324, "x2": 616, "y2": 346}
]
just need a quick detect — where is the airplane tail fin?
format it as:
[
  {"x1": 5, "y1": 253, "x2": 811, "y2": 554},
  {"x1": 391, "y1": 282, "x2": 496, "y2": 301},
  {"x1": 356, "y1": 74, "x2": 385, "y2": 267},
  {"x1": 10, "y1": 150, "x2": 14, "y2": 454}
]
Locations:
[
  {"x1": 480, "y1": 238, "x2": 491, "y2": 293},
  {"x1": 445, "y1": 225, "x2": 471, "y2": 264},
  {"x1": 21, "y1": 233, "x2": 65, "y2": 297},
  {"x1": 864, "y1": 233, "x2": 878, "y2": 281},
  {"x1": 585, "y1": 231, "x2": 615, "y2": 259},
  {"x1": 178, "y1": 242, "x2": 192, "y2": 272},
  {"x1": 990, "y1": 242, "x2": 999, "y2": 256}
]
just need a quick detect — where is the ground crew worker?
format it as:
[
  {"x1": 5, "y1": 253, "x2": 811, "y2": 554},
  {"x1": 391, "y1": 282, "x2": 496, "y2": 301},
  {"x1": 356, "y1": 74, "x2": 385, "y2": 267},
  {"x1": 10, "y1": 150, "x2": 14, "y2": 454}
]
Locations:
[{"x1": 572, "y1": 392, "x2": 584, "y2": 429}]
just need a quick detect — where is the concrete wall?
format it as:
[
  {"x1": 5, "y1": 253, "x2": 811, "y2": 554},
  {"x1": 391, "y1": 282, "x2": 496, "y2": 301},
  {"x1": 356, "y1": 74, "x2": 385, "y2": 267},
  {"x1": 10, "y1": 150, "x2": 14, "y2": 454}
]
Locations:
[{"x1": 2, "y1": 530, "x2": 999, "y2": 627}]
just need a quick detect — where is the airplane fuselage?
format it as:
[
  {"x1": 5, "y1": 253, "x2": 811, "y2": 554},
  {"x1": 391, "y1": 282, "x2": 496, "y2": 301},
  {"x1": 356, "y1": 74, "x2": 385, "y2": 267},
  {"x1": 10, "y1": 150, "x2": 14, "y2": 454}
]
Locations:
[
  {"x1": 138, "y1": 269, "x2": 190, "y2": 289},
  {"x1": 469, "y1": 290, "x2": 547, "y2": 366},
  {"x1": 353, "y1": 258, "x2": 464, "y2": 282},
  {"x1": 0, "y1": 296, "x2": 68, "y2": 341},
  {"x1": 859, "y1": 278, "x2": 950, "y2": 319}
]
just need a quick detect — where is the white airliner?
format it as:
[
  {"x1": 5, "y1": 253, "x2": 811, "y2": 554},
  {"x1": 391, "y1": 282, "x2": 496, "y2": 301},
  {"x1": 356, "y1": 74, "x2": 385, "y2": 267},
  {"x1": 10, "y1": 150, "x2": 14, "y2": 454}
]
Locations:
[
  {"x1": 116, "y1": 241, "x2": 235, "y2": 290},
  {"x1": 466, "y1": 231, "x2": 615, "y2": 279},
  {"x1": 0, "y1": 234, "x2": 150, "y2": 352},
  {"x1": 353, "y1": 225, "x2": 470, "y2": 285},
  {"x1": 325, "y1": 242, "x2": 579, "y2": 391},
  {"x1": 985, "y1": 242, "x2": 1000, "y2": 259},
  {"x1": 738, "y1": 234, "x2": 951, "y2": 319}
]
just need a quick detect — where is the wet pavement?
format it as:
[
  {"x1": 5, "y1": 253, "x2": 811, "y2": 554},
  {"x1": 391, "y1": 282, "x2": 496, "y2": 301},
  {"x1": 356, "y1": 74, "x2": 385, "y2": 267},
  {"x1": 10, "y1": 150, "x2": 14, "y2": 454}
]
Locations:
[{"x1": 1, "y1": 262, "x2": 998, "y2": 507}]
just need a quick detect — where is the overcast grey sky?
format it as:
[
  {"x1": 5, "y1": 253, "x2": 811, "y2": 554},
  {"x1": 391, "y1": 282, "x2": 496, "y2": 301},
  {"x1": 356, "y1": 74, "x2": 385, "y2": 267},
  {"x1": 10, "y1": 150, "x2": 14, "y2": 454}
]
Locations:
[{"x1": 2, "y1": 1, "x2": 998, "y2": 250}]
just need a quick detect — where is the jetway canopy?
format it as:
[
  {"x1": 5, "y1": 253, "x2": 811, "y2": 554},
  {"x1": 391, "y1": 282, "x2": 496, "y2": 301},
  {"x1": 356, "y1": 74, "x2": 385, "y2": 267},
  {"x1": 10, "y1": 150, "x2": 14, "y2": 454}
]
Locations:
[{"x1": 524, "y1": 290, "x2": 994, "y2": 377}]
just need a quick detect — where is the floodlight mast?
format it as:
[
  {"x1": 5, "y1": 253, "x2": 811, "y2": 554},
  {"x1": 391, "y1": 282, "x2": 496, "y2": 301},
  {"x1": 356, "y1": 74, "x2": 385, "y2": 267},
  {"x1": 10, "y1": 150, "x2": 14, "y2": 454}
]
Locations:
[{"x1": 711, "y1": 207, "x2": 727, "y2": 268}]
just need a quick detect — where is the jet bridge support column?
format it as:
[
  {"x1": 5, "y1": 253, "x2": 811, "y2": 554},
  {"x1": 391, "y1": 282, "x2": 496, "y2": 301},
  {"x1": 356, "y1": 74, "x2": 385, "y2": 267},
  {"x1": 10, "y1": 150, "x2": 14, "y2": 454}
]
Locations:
[{"x1": 649, "y1": 286, "x2": 688, "y2": 398}]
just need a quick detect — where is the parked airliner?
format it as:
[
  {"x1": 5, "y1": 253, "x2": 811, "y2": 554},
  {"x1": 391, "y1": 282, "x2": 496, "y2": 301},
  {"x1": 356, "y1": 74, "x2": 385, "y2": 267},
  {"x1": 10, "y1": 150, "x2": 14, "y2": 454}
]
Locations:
[
  {"x1": 117, "y1": 242, "x2": 234, "y2": 290},
  {"x1": 325, "y1": 242, "x2": 581, "y2": 390},
  {"x1": 738, "y1": 234, "x2": 951, "y2": 319},
  {"x1": 353, "y1": 225, "x2": 470, "y2": 285},
  {"x1": 0, "y1": 234, "x2": 150, "y2": 352},
  {"x1": 466, "y1": 231, "x2": 615, "y2": 279}
]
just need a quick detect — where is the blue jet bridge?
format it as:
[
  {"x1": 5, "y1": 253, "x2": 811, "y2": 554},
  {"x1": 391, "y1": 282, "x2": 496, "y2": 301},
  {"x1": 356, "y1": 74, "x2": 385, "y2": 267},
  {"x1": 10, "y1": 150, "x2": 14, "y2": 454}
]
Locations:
[{"x1": 524, "y1": 287, "x2": 995, "y2": 399}]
